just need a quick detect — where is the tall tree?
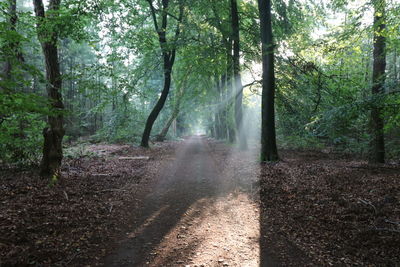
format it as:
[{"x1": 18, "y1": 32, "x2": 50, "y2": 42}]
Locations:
[
  {"x1": 210, "y1": 1, "x2": 235, "y2": 142},
  {"x1": 140, "y1": 0, "x2": 184, "y2": 147},
  {"x1": 33, "y1": 0, "x2": 65, "y2": 176},
  {"x1": 370, "y1": 0, "x2": 387, "y2": 163},
  {"x1": 155, "y1": 64, "x2": 193, "y2": 141},
  {"x1": 231, "y1": 0, "x2": 247, "y2": 150},
  {"x1": 258, "y1": 0, "x2": 279, "y2": 161},
  {"x1": 2, "y1": 0, "x2": 24, "y2": 87}
]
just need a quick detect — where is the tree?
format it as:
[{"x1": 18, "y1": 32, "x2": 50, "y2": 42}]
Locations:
[
  {"x1": 33, "y1": 0, "x2": 65, "y2": 177},
  {"x1": 231, "y1": 0, "x2": 247, "y2": 150},
  {"x1": 209, "y1": 0, "x2": 236, "y2": 143},
  {"x1": 370, "y1": 0, "x2": 387, "y2": 163},
  {"x1": 2, "y1": 0, "x2": 24, "y2": 84},
  {"x1": 140, "y1": 0, "x2": 185, "y2": 147},
  {"x1": 155, "y1": 64, "x2": 193, "y2": 141},
  {"x1": 258, "y1": 0, "x2": 279, "y2": 161}
]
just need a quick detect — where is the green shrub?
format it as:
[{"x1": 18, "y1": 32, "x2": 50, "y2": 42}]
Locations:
[{"x1": 0, "y1": 113, "x2": 45, "y2": 164}]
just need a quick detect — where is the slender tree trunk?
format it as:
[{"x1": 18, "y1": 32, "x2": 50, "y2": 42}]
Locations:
[
  {"x1": 214, "y1": 75, "x2": 223, "y2": 139},
  {"x1": 155, "y1": 85, "x2": 182, "y2": 141},
  {"x1": 156, "y1": 106, "x2": 179, "y2": 141},
  {"x1": 3, "y1": 0, "x2": 16, "y2": 80},
  {"x1": 258, "y1": 0, "x2": 279, "y2": 162},
  {"x1": 231, "y1": 0, "x2": 247, "y2": 150},
  {"x1": 370, "y1": 0, "x2": 386, "y2": 163},
  {"x1": 2, "y1": 0, "x2": 27, "y2": 159},
  {"x1": 141, "y1": 0, "x2": 184, "y2": 147},
  {"x1": 392, "y1": 49, "x2": 397, "y2": 85},
  {"x1": 176, "y1": 114, "x2": 185, "y2": 136},
  {"x1": 225, "y1": 41, "x2": 236, "y2": 143},
  {"x1": 2, "y1": 0, "x2": 24, "y2": 89},
  {"x1": 33, "y1": 0, "x2": 65, "y2": 177},
  {"x1": 141, "y1": 58, "x2": 173, "y2": 146},
  {"x1": 218, "y1": 74, "x2": 227, "y2": 139},
  {"x1": 156, "y1": 65, "x2": 191, "y2": 141}
]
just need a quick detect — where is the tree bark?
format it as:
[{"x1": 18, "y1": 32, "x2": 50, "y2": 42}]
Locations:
[
  {"x1": 218, "y1": 73, "x2": 227, "y2": 140},
  {"x1": 214, "y1": 75, "x2": 223, "y2": 139},
  {"x1": 225, "y1": 41, "x2": 236, "y2": 143},
  {"x1": 370, "y1": 0, "x2": 386, "y2": 163},
  {"x1": 156, "y1": 108, "x2": 179, "y2": 141},
  {"x1": 33, "y1": 0, "x2": 65, "y2": 177},
  {"x1": 231, "y1": 0, "x2": 247, "y2": 150},
  {"x1": 141, "y1": 0, "x2": 184, "y2": 147},
  {"x1": 156, "y1": 65, "x2": 191, "y2": 142},
  {"x1": 155, "y1": 87, "x2": 183, "y2": 141},
  {"x1": 258, "y1": 0, "x2": 279, "y2": 161}
]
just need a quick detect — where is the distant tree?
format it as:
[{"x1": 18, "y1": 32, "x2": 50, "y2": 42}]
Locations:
[
  {"x1": 33, "y1": 0, "x2": 65, "y2": 177},
  {"x1": 140, "y1": 0, "x2": 185, "y2": 147},
  {"x1": 2, "y1": 0, "x2": 24, "y2": 84},
  {"x1": 258, "y1": 0, "x2": 279, "y2": 161},
  {"x1": 231, "y1": 0, "x2": 247, "y2": 150},
  {"x1": 209, "y1": 0, "x2": 237, "y2": 142},
  {"x1": 370, "y1": 0, "x2": 387, "y2": 163}
]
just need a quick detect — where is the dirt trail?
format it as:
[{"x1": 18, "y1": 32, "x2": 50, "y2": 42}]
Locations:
[{"x1": 104, "y1": 136, "x2": 260, "y2": 267}]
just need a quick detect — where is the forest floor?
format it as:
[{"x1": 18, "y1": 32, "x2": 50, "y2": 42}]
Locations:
[{"x1": 0, "y1": 136, "x2": 399, "y2": 266}]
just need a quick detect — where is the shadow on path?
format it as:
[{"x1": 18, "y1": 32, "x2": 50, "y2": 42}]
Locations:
[{"x1": 104, "y1": 136, "x2": 228, "y2": 266}]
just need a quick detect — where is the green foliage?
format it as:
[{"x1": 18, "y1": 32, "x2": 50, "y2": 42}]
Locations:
[
  {"x1": 1, "y1": 0, "x2": 399, "y2": 166},
  {"x1": 278, "y1": 135, "x2": 324, "y2": 150},
  {"x1": 64, "y1": 144, "x2": 98, "y2": 159},
  {"x1": 0, "y1": 113, "x2": 45, "y2": 164}
]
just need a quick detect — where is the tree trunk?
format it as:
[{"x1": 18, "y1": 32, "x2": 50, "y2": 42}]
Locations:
[
  {"x1": 3, "y1": 0, "x2": 16, "y2": 81},
  {"x1": 231, "y1": 0, "x2": 247, "y2": 150},
  {"x1": 213, "y1": 74, "x2": 224, "y2": 139},
  {"x1": 156, "y1": 106, "x2": 179, "y2": 141},
  {"x1": 370, "y1": 0, "x2": 386, "y2": 163},
  {"x1": 141, "y1": 57, "x2": 173, "y2": 146},
  {"x1": 156, "y1": 64, "x2": 192, "y2": 141},
  {"x1": 176, "y1": 114, "x2": 185, "y2": 136},
  {"x1": 218, "y1": 74, "x2": 227, "y2": 139},
  {"x1": 33, "y1": 0, "x2": 65, "y2": 177},
  {"x1": 2, "y1": 0, "x2": 24, "y2": 89},
  {"x1": 141, "y1": 0, "x2": 184, "y2": 147},
  {"x1": 155, "y1": 86, "x2": 181, "y2": 141},
  {"x1": 225, "y1": 42, "x2": 236, "y2": 143},
  {"x1": 258, "y1": 0, "x2": 279, "y2": 162}
]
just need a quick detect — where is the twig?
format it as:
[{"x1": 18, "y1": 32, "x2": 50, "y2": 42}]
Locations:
[
  {"x1": 63, "y1": 191, "x2": 69, "y2": 201},
  {"x1": 358, "y1": 199, "x2": 377, "y2": 214},
  {"x1": 64, "y1": 251, "x2": 81, "y2": 266},
  {"x1": 109, "y1": 204, "x2": 113, "y2": 213},
  {"x1": 373, "y1": 227, "x2": 400, "y2": 233},
  {"x1": 118, "y1": 156, "x2": 150, "y2": 160},
  {"x1": 55, "y1": 251, "x2": 81, "y2": 266},
  {"x1": 96, "y1": 189, "x2": 130, "y2": 193},
  {"x1": 347, "y1": 165, "x2": 399, "y2": 170},
  {"x1": 92, "y1": 173, "x2": 110, "y2": 177},
  {"x1": 384, "y1": 219, "x2": 400, "y2": 226}
]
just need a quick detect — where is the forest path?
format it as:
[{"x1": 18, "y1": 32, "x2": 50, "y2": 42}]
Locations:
[{"x1": 104, "y1": 136, "x2": 260, "y2": 267}]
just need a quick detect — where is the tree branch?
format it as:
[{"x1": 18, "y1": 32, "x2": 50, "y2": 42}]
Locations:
[
  {"x1": 170, "y1": 1, "x2": 185, "y2": 65},
  {"x1": 146, "y1": 0, "x2": 160, "y2": 33}
]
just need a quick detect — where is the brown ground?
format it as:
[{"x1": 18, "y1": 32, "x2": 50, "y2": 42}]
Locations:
[
  {"x1": 0, "y1": 141, "x2": 178, "y2": 266},
  {"x1": 259, "y1": 150, "x2": 400, "y2": 266},
  {"x1": 0, "y1": 137, "x2": 399, "y2": 266}
]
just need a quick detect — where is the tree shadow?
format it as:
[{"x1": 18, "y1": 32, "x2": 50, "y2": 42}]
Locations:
[
  {"x1": 258, "y1": 163, "x2": 313, "y2": 267},
  {"x1": 104, "y1": 137, "x2": 230, "y2": 266}
]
